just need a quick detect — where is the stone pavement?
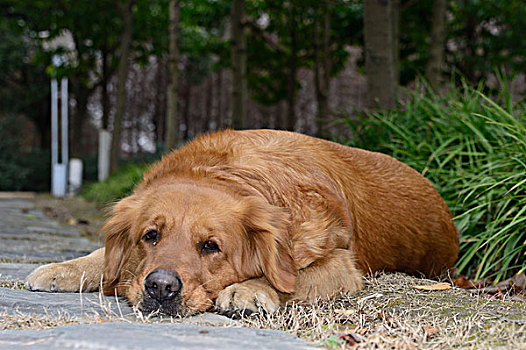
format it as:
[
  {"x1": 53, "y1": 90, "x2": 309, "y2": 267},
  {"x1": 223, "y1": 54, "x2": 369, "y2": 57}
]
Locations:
[{"x1": 0, "y1": 194, "x2": 315, "y2": 349}]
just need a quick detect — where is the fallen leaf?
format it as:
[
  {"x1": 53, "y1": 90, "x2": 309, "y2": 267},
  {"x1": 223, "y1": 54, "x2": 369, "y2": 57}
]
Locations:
[
  {"x1": 424, "y1": 324, "x2": 438, "y2": 338},
  {"x1": 413, "y1": 282, "x2": 451, "y2": 291},
  {"x1": 511, "y1": 272, "x2": 526, "y2": 291},
  {"x1": 453, "y1": 276, "x2": 477, "y2": 288},
  {"x1": 356, "y1": 328, "x2": 368, "y2": 335},
  {"x1": 338, "y1": 332, "x2": 363, "y2": 346},
  {"x1": 95, "y1": 316, "x2": 107, "y2": 323}
]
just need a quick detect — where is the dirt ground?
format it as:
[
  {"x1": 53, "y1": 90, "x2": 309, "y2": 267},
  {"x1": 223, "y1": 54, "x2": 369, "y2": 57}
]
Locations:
[
  {"x1": 31, "y1": 193, "x2": 109, "y2": 241},
  {"x1": 10, "y1": 194, "x2": 524, "y2": 348}
]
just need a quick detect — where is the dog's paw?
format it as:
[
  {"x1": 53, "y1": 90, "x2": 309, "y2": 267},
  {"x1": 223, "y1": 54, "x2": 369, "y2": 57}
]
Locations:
[
  {"x1": 25, "y1": 263, "x2": 97, "y2": 292},
  {"x1": 215, "y1": 279, "x2": 280, "y2": 316}
]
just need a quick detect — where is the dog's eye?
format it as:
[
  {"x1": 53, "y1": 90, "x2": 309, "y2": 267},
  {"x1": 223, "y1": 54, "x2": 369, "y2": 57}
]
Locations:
[
  {"x1": 201, "y1": 240, "x2": 220, "y2": 255},
  {"x1": 142, "y1": 229, "x2": 160, "y2": 246}
]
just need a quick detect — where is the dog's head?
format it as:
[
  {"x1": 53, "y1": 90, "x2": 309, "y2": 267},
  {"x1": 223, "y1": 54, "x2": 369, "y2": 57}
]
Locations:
[{"x1": 102, "y1": 182, "x2": 296, "y2": 316}]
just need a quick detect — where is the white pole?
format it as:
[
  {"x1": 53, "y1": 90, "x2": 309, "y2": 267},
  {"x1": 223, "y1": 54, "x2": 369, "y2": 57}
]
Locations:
[
  {"x1": 51, "y1": 78, "x2": 67, "y2": 197},
  {"x1": 51, "y1": 79, "x2": 58, "y2": 167},
  {"x1": 69, "y1": 158, "x2": 83, "y2": 194},
  {"x1": 61, "y1": 77, "x2": 69, "y2": 169},
  {"x1": 98, "y1": 129, "x2": 111, "y2": 181}
]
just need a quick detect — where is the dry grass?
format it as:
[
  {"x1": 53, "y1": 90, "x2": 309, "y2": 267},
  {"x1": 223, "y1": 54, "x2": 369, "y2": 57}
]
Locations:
[
  {"x1": 0, "y1": 310, "x2": 84, "y2": 330},
  {"x1": 1, "y1": 273, "x2": 525, "y2": 348},
  {"x1": 235, "y1": 273, "x2": 526, "y2": 349},
  {"x1": 0, "y1": 281, "x2": 26, "y2": 290}
]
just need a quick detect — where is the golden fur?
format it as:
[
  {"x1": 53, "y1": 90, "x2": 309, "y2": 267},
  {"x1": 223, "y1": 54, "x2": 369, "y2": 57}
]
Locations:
[{"x1": 26, "y1": 129, "x2": 459, "y2": 316}]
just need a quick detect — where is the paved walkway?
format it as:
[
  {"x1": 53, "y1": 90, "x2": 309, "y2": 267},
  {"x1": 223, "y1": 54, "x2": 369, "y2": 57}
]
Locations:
[
  {"x1": 0, "y1": 194, "x2": 314, "y2": 349},
  {"x1": 0, "y1": 196, "x2": 101, "y2": 266}
]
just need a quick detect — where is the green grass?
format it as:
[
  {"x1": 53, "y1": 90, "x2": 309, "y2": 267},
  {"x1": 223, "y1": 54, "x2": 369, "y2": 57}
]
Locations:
[
  {"x1": 81, "y1": 164, "x2": 149, "y2": 206},
  {"x1": 345, "y1": 78, "x2": 525, "y2": 282}
]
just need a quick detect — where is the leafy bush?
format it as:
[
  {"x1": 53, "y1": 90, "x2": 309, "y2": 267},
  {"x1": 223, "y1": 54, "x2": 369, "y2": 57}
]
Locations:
[
  {"x1": 81, "y1": 164, "x2": 149, "y2": 206},
  {"x1": 80, "y1": 151, "x2": 162, "y2": 206},
  {"x1": 18, "y1": 148, "x2": 51, "y2": 192},
  {"x1": 0, "y1": 114, "x2": 54, "y2": 192},
  {"x1": 345, "y1": 79, "x2": 525, "y2": 281}
]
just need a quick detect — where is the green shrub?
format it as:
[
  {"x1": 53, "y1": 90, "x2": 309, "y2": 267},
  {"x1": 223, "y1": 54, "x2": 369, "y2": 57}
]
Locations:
[
  {"x1": 345, "y1": 79, "x2": 525, "y2": 282},
  {"x1": 0, "y1": 115, "x2": 53, "y2": 191},
  {"x1": 80, "y1": 150, "x2": 163, "y2": 206},
  {"x1": 81, "y1": 164, "x2": 149, "y2": 206}
]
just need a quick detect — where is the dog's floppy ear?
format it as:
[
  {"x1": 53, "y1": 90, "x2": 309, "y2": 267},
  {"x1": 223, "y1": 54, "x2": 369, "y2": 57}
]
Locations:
[
  {"x1": 102, "y1": 195, "x2": 140, "y2": 295},
  {"x1": 241, "y1": 197, "x2": 297, "y2": 294}
]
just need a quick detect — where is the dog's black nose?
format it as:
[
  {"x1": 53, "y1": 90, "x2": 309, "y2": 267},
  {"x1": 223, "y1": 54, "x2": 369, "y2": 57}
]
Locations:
[{"x1": 144, "y1": 269, "x2": 182, "y2": 302}]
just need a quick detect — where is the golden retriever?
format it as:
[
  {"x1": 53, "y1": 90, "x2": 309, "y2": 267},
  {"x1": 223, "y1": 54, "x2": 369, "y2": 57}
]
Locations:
[{"x1": 26, "y1": 129, "x2": 459, "y2": 316}]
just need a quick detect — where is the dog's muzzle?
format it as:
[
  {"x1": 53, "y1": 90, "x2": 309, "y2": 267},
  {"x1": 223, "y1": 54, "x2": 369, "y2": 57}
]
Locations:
[{"x1": 141, "y1": 269, "x2": 183, "y2": 316}]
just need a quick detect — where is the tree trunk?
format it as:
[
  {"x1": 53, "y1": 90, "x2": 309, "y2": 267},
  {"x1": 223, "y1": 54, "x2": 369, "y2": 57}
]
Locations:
[
  {"x1": 182, "y1": 82, "x2": 191, "y2": 141},
  {"x1": 153, "y1": 58, "x2": 166, "y2": 148},
  {"x1": 391, "y1": 0, "x2": 400, "y2": 87},
  {"x1": 216, "y1": 68, "x2": 224, "y2": 129},
  {"x1": 364, "y1": 0, "x2": 396, "y2": 110},
  {"x1": 204, "y1": 75, "x2": 213, "y2": 131},
  {"x1": 110, "y1": 0, "x2": 134, "y2": 175},
  {"x1": 314, "y1": 3, "x2": 331, "y2": 139},
  {"x1": 101, "y1": 42, "x2": 111, "y2": 130},
  {"x1": 70, "y1": 79, "x2": 89, "y2": 159},
  {"x1": 425, "y1": 0, "x2": 447, "y2": 89},
  {"x1": 165, "y1": 0, "x2": 180, "y2": 151},
  {"x1": 285, "y1": 7, "x2": 298, "y2": 131},
  {"x1": 230, "y1": 0, "x2": 247, "y2": 129}
]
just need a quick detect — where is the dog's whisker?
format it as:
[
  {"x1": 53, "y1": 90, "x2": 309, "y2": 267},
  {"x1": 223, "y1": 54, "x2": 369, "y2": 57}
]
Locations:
[
  {"x1": 122, "y1": 269, "x2": 137, "y2": 278},
  {"x1": 198, "y1": 276, "x2": 221, "y2": 288}
]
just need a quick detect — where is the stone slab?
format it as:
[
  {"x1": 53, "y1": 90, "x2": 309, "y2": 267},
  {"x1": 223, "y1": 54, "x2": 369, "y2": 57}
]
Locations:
[
  {"x1": 0, "y1": 288, "x2": 236, "y2": 327},
  {"x1": 0, "y1": 232, "x2": 100, "y2": 243},
  {"x1": 0, "y1": 286, "x2": 252, "y2": 329},
  {"x1": 0, "y1": 250, "x2": 97, "y2": 263},
  {"x1": 1, "y1": 239, "x2": 99, "y2": 251},
  {"x1": 0, "y1": 198, "x2": 34, "y2": 209},
  {"x1": 0, "y1": 208, "x2": 48, "y2": 218},
  {"x1": 0, "y1": 192, "x2": 36, "y2": 199},
  {"x1": 0, "y1": 263, "x2": 42, "y2": 281},
  {"x1": 0, "y1": 250, "x2": 90, "y2": 264},
  {"x1": 0, "y1": 287, "x2": 135, "y2": 319},
  {"x1": 0, "y1": 322, "x2": 315, "y2": 350},
  {"x1": 26, "y1": 226, "x2": 82, "y2": 236},
  {"x1": 0, "y1": 197, "x2": 101, "y2": 264}
]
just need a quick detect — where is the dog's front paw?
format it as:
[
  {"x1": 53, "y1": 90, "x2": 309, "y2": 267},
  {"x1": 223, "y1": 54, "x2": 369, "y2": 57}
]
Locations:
[
  {"x1": 215, "y1": 279, "x2": 280, "y2": 316},
  {"x1": 25, "y1": 263, "x2": 97, "y2": 292}
]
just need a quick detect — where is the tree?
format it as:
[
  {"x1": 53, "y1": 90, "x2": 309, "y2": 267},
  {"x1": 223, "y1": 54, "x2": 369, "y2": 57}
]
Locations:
[
  {"x1": 230, "y1": 0, "x2": 247, "y2": 129},
  {"x1": 285, "y1": 3, "x2": 298, "y2": 131},
  {"x1": 391, "y1": 0, "x2": 400, "y2": 86},
  {"x1": 314, "y1": 1, "x2": 331, "y2": 138},
  {"x1": 165, "y1": 0, "x2": 180, "y2": 150},
  {"x1": 239, "y1": 0, "x2": 357, "y2": 132},
  {"x1": 425, "y1": 0, "x2": 447, "y2": 89},
  {"x1": 447, "y1": 0, "x2": 525, "y2": 84},
  {"x1": 110, "y1": 0, "x2": 135, "y2": 175},
  {"x1": 0, "y1": 12, "x2": 51, "y2": 149},
  {"x1": 363, "y1": 0, "x2": 396, "y2": 109}
]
